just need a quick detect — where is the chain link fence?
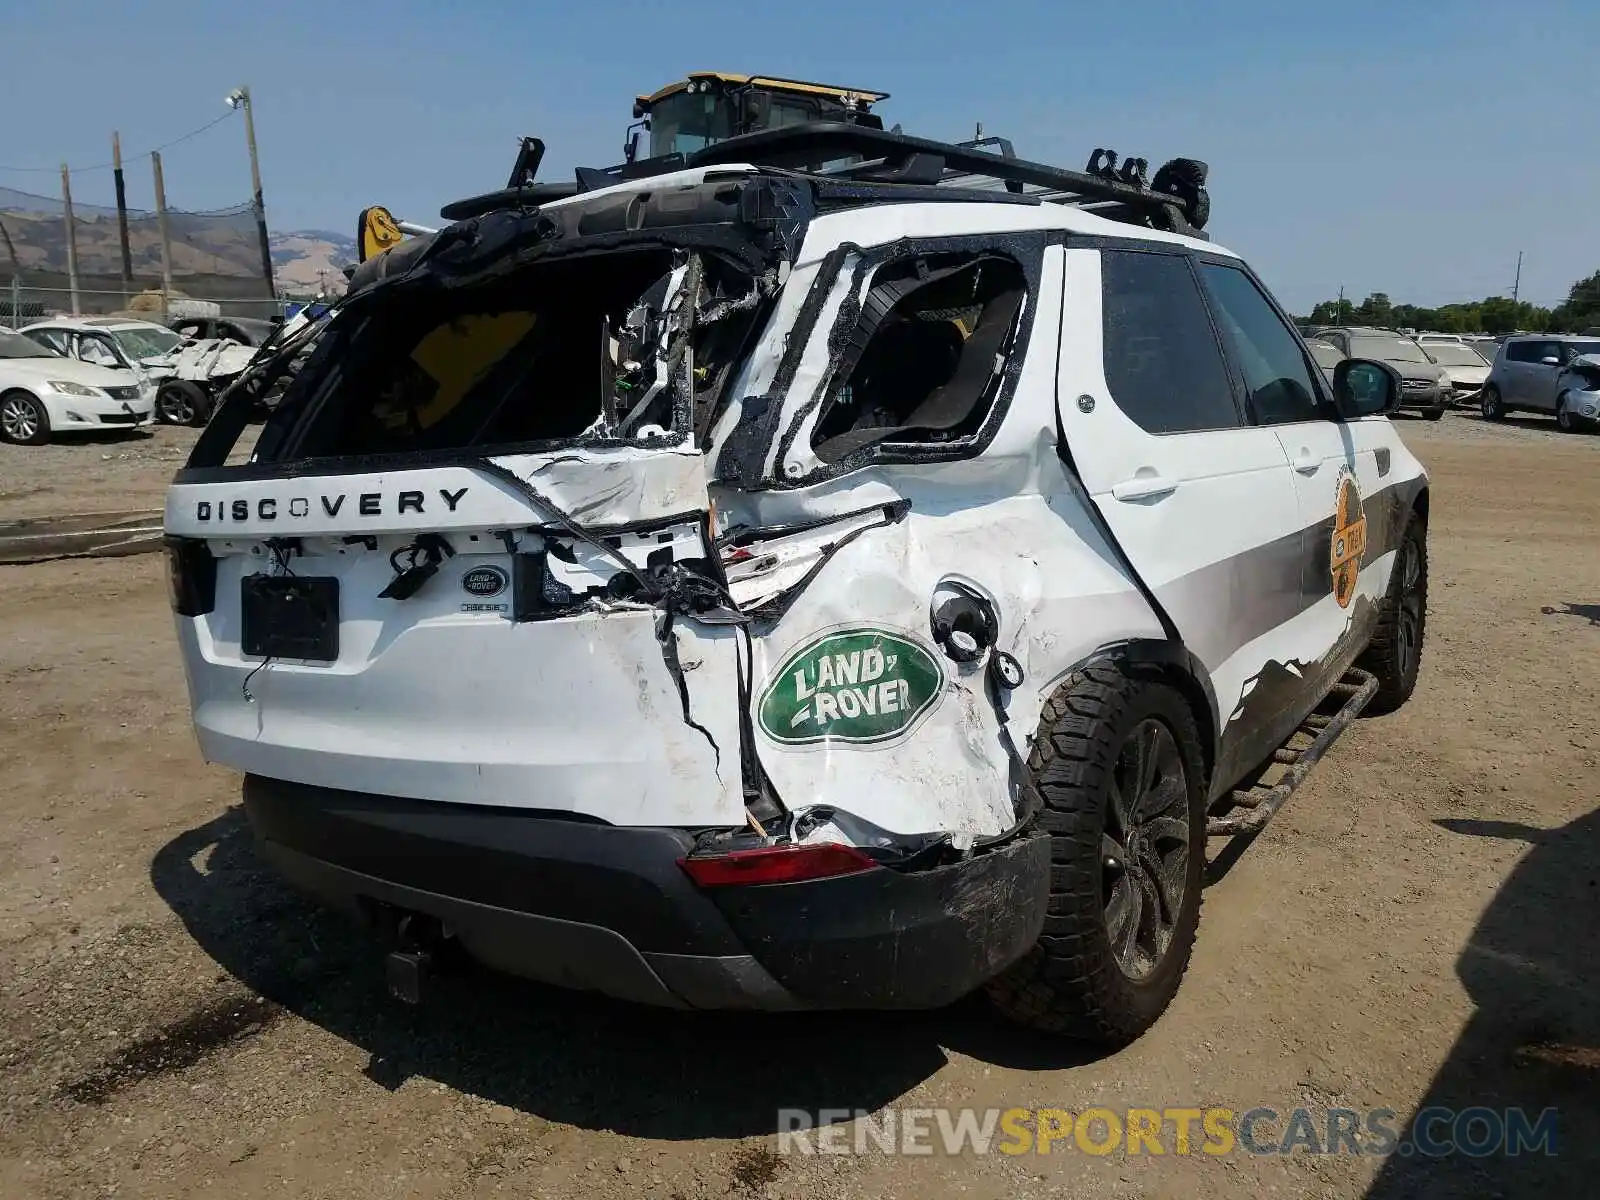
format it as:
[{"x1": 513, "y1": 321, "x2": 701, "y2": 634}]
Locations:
[
  {"x1": 0, "y1": 182, "x2": 307, "y2": 323},
  {"x1": 2, "y1": 282, "x2": 299, "y2": 328}
]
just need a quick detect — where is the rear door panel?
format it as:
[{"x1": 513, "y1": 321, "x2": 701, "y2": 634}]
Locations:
[{"x1": 1057, "y1": 246, "x2": 1310, "y2": 764}]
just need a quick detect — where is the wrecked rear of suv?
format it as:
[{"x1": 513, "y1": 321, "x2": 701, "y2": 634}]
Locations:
[
  {"x1": 166, "y1": 166, "x2": 1065, "y2": 1014},
  {"x1": 167, "y1": 131, "x2": 1426, "y2": 1042}
]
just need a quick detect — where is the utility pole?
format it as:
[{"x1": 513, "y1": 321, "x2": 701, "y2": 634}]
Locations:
[
  {"x1": 111, "y1": 131, "x2": 135, "y2": 294},
  {"x1": 228, "y1": 86, "x2": 276, "y2": 301},
  {"x1": 151, "y1": 151, "x2": 175, "y2": 317},
  {"x1": 1511, "y1": 250, "x2": 1523, "y2": 306},
  {"x1": 60, "y1": 164, "x2": 81, "y2": 316}
]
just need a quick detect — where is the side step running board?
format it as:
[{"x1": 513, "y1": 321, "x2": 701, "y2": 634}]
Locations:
[{"x1": 1206, "y1": 667, "x2": 1379, "y2": 838}]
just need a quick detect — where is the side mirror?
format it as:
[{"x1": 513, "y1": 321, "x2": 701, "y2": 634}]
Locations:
[
  {"x1": 1541, "y1": 355, "x2": 1561, "y2": 366},
  {"x1": 623, "y1": 119, "x2": 649, "y2": 164},
  {"x1": 737, "y1": 92, "x2": 771, "y2": 136},
  {"x1": 1333, "y1": 357, "x2": 1402, "y2": 418}
]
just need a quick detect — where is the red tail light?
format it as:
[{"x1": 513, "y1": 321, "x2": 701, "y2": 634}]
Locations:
[{"x1": 678, "y1": 842, "x2": 878, "y2": 887}]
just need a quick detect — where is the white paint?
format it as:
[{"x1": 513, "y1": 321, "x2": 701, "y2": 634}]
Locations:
[{"x1": 168, "y1": 192, "x2": 1426, "y2": 843}]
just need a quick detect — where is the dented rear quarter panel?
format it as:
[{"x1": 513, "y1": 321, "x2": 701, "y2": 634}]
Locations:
[{"x1": 716, "y1": 214, "x2": 1165, "y2": 838}]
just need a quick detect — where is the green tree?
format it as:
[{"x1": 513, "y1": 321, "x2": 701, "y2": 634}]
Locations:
[
  {"x1": 1354, "y1": 292, "x2": 1394, "y2": 326},
  {"x1": 1299, "y1": 273, "x2": 1589, "y2": 335},
  {"x1": 1552, "y1": 270, "x2": 1600, "y2": 333}
]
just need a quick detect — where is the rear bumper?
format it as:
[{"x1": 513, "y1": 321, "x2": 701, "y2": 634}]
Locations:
[{"x1": 242, "y1": 775, "x2": 1050, "y2": 1011}]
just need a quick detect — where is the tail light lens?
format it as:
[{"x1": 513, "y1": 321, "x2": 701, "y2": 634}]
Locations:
[
  {"x1": 678, "y1": 842, "x2": 877, "y2": 887},
  {"x1": 165, "y1": 535, "x2": 217, "y2": 616}
]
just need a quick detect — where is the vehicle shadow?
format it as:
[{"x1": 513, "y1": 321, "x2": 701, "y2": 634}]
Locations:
[
  {"x1": 1541, "y1": 603, "x2": 1600, "y2": 626},
  {"x1": 1364, "y1": 808, "x2": 1600, "y2": 1199},
  {"x1": 150, "y1": 806, "x2": 1103, "y2": 1139}
]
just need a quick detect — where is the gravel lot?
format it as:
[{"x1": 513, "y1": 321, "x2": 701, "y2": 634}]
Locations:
[{"x1": 1, "y1": 411, "x2": 1596, "y2": 1199}]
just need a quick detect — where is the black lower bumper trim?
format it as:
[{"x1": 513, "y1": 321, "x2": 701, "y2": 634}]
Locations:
[{"x1": 241, "y1": 775, "x2": 1051, "y2": 1011}]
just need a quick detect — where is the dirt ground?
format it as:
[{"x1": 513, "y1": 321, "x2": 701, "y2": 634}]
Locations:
[{"x1": 0, "y1": 412, "x2": 1596, "y2": 1200}]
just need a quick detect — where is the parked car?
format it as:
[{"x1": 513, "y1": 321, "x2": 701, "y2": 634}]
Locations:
[
  {"x1": 1466, "y1": 337, "x2": 1500, "y2": 363},
  {"x1": 0, "y1": 330, "x2": 153, "y2": 444},
  {"x1": 168, "y1": 315, "x2": 279, "y2": 347},
  {"x1": 1554, "y1": 354, "x2": 1600, "y2": 432},
  {"x1": 1311, "y1": 327, "x2": 1449, "y2": 419},
  {"x1": 165, "y1": 133, "x2": 1428, "y2": 1046},
  {"x1": 19, "y1": 316, "x2": 184, "y2": 409},
  {"x1": 1421, "y1": 340, "x2": 1492, "y2": 408},
  {"x1": 1305, "y1": 337, "x2": 1345, "y2": 385},
  {"x1": 1480, "y1": 335, "x2": 1600, "y2": 425}
]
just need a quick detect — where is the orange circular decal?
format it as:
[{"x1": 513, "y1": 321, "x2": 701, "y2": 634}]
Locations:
[{"x1": 1331, "y1": 469, "x2": 1367, "y2": 609}]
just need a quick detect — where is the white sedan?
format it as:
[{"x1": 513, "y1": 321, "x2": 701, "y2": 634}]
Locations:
[{"x1": 0, "y1": 331, "x2": 154, "y2": 445}]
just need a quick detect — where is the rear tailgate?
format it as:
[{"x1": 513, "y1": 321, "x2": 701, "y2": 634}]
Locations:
[{"x1": 165, "y1": 448, "x2": 747, "y2": 827}]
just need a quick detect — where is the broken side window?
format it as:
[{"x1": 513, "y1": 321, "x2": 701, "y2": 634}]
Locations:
[
  {"x1": 256, "y1": 247, "x2": 769, "y2": 464},
  {"x1": 809, "y1": 252, "x2": 1027, "y2": 463}
]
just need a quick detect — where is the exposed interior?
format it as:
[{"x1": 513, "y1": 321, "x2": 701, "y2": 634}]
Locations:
[
  {"x1": 267, "y1": 247, "x2": 766, "y2": 461},
  {"x1": 810, "y1": 252, "x2": 1027, "y2": 462}
]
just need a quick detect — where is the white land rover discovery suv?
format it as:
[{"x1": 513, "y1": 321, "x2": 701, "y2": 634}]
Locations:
[{"x1": 165, "y1": 126, "x2": 1428, "y2": 1044}]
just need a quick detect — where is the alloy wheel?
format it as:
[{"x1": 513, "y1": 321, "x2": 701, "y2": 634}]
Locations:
[
  {"x1": 159, "y1": 387, "x2": 195, "y2": 425},
  {"x1": 1, "y1": 395, "x2": 39, "y2": 442},
  {"x1": 1396, "y1": 539, "x2": 1424, "y2": 679},
  {"x1": 1102, "y1": 718, "x2": 1191, "y2": 981}
]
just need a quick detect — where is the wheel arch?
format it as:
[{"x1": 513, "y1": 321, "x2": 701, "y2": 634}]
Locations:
[{"x1": 1035, "y1": 639, "x2": 1219, "y2": 783}]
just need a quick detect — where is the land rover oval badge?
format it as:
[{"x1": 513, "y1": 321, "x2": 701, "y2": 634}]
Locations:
[
  {"x1": 758, "y1": 626, "x2": 945, "y2": 747},
  {"x1": 462, "y1": 565, "x2": 509, "y2": 598}
]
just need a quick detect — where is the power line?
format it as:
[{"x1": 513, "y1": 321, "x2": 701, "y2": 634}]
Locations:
[{"x1": 0, "y1": 109, "x2": 239, "y2": 176}]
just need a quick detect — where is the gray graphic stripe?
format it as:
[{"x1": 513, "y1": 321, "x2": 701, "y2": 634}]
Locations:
[{"x1": 1152, "y1": 476, "x2": 1417, "y2": 671}]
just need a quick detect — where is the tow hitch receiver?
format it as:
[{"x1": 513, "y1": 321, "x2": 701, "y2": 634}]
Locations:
[
  {"x1": 383, "y1": 912, "x2": 448, "y2": 1005},
  {"x1": 386, "y1": 949, "x2": 432, "y2": 1006},
  {"x1": 1206, "y1": 667, "x2": 1379, "y2": 838}
]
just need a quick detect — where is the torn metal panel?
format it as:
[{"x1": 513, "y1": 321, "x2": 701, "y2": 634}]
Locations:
[{"x1": 169, "y1": 338, "x2": 257, "y2": 384}]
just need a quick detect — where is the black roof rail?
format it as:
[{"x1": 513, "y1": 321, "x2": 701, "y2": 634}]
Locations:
[
  {"x1": 686, "y1": 124, "x2": 1209, "y2": 236},
  {"x1": 442, "y1": 123, "x2": 1211, "y2": 237}
]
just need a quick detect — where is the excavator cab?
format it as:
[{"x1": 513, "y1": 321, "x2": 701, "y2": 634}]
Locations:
[{"x1": 626, "y1": 73, "x2": 888, "y2": 163}]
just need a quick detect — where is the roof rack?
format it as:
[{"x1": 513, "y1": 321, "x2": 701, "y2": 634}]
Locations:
[{"x1": 442, "y1": 123, "x2": 1212, "y2": 238}]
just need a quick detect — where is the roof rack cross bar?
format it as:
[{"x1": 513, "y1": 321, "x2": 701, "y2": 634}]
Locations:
[{"x1": 675, "y1": 124, "x2": 1209, "y2": 236}]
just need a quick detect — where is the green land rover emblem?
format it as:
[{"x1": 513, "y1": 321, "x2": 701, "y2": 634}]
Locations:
[{"x1": 757, "y1": 627, "x2": 945, "y2": 747}]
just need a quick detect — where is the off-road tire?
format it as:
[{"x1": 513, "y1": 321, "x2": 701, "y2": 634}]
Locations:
[
  {"x1": 1357, "y1": 511, "x2": 1427, "y2": 715},
  {"x1": 986, "y1": 664, "x2": 1206, "y2": 1045},
  {"x1": 0, "y1": 389, "x2": 50, "y2": 445},
  {"x1": 1481, "y1": 385, "x2": 1505, "y2": 421}
]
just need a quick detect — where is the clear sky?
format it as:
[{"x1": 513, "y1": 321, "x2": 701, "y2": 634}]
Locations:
[{"x1": 3, "y1": 0, "x2": 1595, "y2": 313}]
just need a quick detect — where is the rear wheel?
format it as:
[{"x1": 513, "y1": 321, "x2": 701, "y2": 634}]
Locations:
[
  {"x1": 1481, "y1": 385, "x2": 1505, "y2": 421},
  {"x1": 156, "y1": 380, "x2": 210, "y2": 427},
  {"x1": 986, "y1": 664, "x2": 1206, "y2": 1045},
  {"x1": 0, "y1": 390, "x2": 50, "y2": 445},
  {"x1": 1357, "y1": 511, "x2": 1427, "y2": 715}
]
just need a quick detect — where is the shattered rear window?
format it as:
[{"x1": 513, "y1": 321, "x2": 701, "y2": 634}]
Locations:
[
  {"x1": 269, "y1": 247, "x2": 768, "y2": 461},
  {"x1": 810, "y1": 252, "x2": 1027, "y2": 462}
]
